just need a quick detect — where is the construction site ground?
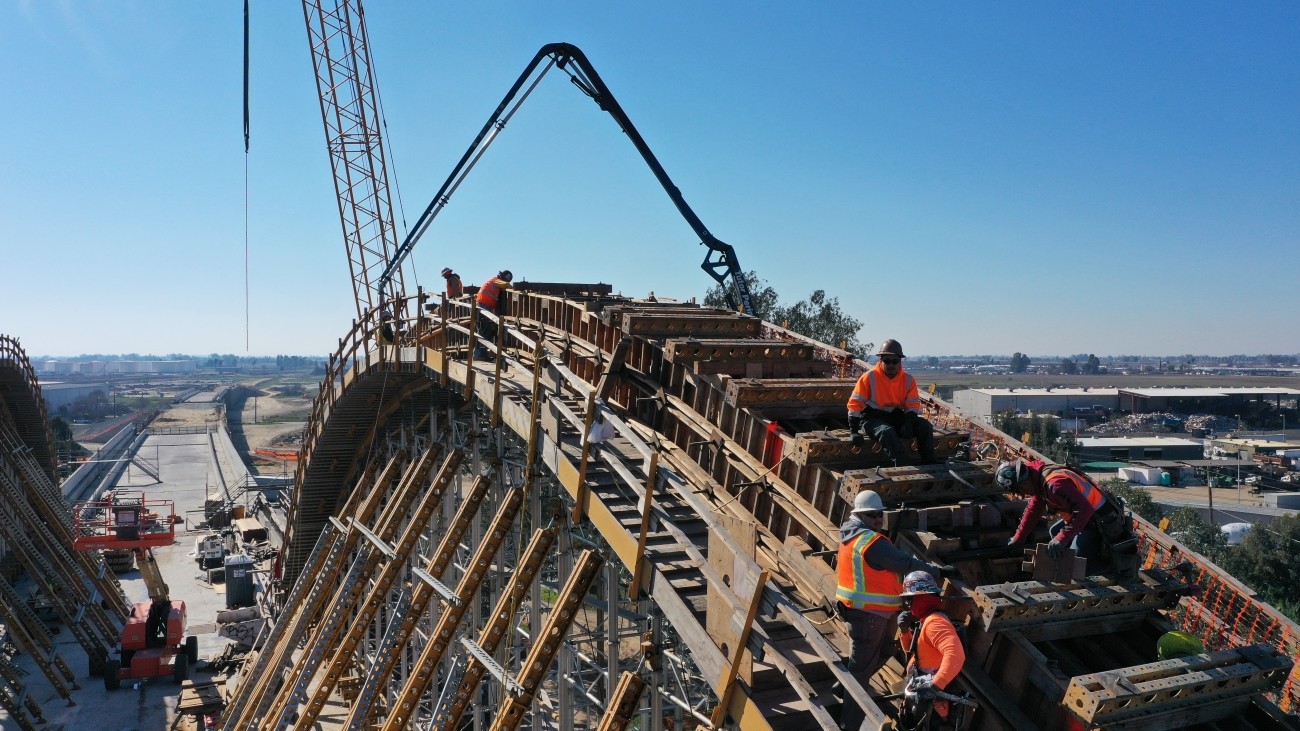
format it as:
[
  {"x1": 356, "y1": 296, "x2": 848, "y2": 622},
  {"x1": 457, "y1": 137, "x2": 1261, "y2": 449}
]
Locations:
[{"x1": 4, "y1": 428, "x2": 257, "y2": 730}]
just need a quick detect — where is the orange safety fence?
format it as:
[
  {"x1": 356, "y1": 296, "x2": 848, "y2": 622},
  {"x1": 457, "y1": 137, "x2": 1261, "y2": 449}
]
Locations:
[
  {"x1": 254, "y1": 449, "x2": 300, "y2": 461},
  {"x1": 1136, "y1": 521, "x2": 1300, "y2": 713},
  {"x1": 929, "y1": 396, "x2": 1300, "y2": 714}
]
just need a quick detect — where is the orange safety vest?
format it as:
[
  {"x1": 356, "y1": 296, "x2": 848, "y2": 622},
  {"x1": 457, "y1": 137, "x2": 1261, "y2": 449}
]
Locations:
[
  {"x1": 476, "y1": 277, "x2": 506, "y2": 311},
  {"x1": 446, "y1": 274, "x2": 463, "y2": 298},
  {"x1": 1043, "y1": 466, "x2": 1106, "y2": 515},
  {"x1": 836, "y1": 531, "x2": 904, "y2": 611},
  {"x1": 846, "y1": 363, "x2": 920, "y2": 415}
]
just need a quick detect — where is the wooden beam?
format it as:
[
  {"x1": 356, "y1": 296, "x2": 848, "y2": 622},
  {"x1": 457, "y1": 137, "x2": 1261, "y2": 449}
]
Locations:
[
  {"x1": 710, "y1": 569, "x2": 771, "y2": 728},
  {"x1": 628, "y1": 453, "x2": 659, "y2": 598}
]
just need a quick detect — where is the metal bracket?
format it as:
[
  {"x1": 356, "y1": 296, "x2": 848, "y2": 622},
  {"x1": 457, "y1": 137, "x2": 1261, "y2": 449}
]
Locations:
[
  {"x1": 460, "y1": 637, "x2": 523, "y2": 696},
  {"x1": 412, "y1": 567, "x2": 460, "y2": 606}
]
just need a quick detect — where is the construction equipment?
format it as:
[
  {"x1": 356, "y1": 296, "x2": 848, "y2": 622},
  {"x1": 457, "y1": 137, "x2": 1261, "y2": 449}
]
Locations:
[
  {"x1": 72, "y1": 492, "x2": 196, "y2": 690},
  {"x1": 375, "y1": 42, "x2": 756, "y2": 315},
  {"x1": 303, "y1": 0, "x2": 406, "y2": 325}
]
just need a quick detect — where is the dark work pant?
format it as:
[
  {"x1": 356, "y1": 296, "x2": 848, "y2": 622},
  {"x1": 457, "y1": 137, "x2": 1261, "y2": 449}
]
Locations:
[
  {"x1": 840, "y1": 605, "x2": 897, "y2": 730},
  {"x1": 1049, "y1": 519, "x2": 1104, "y2": 560},
  {"x1": 863, "y1": 413, "x2": 936, "y2": 464},
  {"x1": 475, "y1": 305, "x2": 498, "y2": 357}
]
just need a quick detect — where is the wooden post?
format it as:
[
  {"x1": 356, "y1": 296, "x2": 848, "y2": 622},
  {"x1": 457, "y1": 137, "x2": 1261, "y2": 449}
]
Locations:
[
  {"x1": 464, "y1": 305, "x2": 479, "y2": 401},
  {"x1": 438, "y1": 293, "x2": 450, "y2": 387},
  {"x1": 572, "y1": 392, "x2": 598, "y2": 523},
  {"x1": 709, "y1": 569, "x2": 771, "y2": 728},
  {"x1": 628, "y1": 453, "x2": 659, "y2": 598}
]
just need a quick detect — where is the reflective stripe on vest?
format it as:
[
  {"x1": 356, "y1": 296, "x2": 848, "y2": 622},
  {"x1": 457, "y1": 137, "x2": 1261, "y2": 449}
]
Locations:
[
  {"x1": 1044, "y1": 467, "x2": 1106, "y2": 511},
  {"x1": 477, "y1": 278, "x2": 502, "y2": 310},
  {"x1": 846, "y1": 369, "x2": 920, "y2": 414},
  {"x1": 836, "y1": 531, "x2": 903, "y2": 611}
]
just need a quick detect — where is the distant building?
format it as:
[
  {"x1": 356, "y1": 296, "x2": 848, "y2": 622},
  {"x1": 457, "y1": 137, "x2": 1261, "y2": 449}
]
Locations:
[
  {"x1": 1118, "y1": 387, "x2": 1300, "y2": 415},
  {"x1": 38, "y1": 360, "x2": 197, "y2": 375},
  {"x1": 1208, "y1": 437, "x2": 1300, "y2": 460},
  {"x1": 38, "y1": 381, "x2": 109, "y2": 412},
  {"x1": 1076, "y1": 436, "x2": 1204, "y2": 463},
  {"x1": 951, "y1": 388, "x2": 1120, "y2": 422}
]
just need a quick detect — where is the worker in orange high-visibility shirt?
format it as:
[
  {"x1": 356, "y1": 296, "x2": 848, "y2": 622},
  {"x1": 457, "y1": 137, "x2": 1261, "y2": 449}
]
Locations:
[
  {"x1": 845, "y1": 339, "x2": 936, "y2": 465},
  {"x1": 836, "y1": 490, "x2": 954, "y2": 731},
  {"x1": 474, "y1": 270, "x2": 512, "y2": 360},
  {"x1": 896, "y1": 571, "x2": 966, "y2": 730}
]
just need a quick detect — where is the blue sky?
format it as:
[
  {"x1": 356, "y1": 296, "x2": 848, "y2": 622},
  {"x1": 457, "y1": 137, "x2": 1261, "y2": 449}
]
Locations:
[{"x1": 2, "y1": 2, "x2": 1297, "y2": 358}]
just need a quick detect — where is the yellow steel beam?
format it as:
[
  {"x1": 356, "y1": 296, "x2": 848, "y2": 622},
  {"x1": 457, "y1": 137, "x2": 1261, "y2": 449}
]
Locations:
[{"x1": 489, "y1": 550, "x2": 604, "y2": 731}]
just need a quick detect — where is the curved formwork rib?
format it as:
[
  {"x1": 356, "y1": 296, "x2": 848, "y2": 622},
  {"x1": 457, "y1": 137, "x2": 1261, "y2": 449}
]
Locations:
[
  {"x1": 238, "y1": 291, "x2": 1296, "y2": 731},
  {"x1": 0, "y1": 335, "x2": 133, "y2": 729}
]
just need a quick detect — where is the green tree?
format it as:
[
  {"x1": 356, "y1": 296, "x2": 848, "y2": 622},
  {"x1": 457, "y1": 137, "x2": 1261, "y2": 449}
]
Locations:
[
  {"x1": 1164, "y1": 506, "x2": 1227, "y2": 557},
  {"x1": 1217, "y1": 514, "x2": 1300, "y2": 622},
  {"x1": 1082, "y1": 354, "x2": 1102, "y2": 375},
  {"x1": 50, "y1": 416, "x2": 73, "y2": 442},
  {"x1": 774, "y1": 290, "x2": 865, "y2": 354},
  {"x1": 704, "y1": 272, "x2": 865, "y2": 356},
  {"x1": 1059, "y1": 358, "x2": 1079, "y2": 375},
  {"x1": 703, "y1": 270, "x2": 780, "y2": 318},
  {"x1": 1102, "y1": 478, "x2": 1162, "y2": 523},
  {"x1": 1010, "y1": 352, "x2": 1031, "y2": 373}
]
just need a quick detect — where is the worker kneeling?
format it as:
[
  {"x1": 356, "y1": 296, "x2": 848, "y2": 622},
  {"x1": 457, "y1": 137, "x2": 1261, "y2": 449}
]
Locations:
[
  {"x1": 998, "y1": 459, "x2": 1138, "y2": 579},
  {"x1": 846, "y1": 340, "x2": 937, "y2": 465},
  {"x1": 897, "y1": 572, "x2": 968, "y2": 731}
]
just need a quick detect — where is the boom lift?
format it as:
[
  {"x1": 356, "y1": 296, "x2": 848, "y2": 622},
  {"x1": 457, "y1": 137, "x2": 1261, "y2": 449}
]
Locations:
[
  {"x1": 73, "y1": 493, "x2": 197, "y2": 689},
  {"x1": 374, "y1": 42, "x2": 756, "y2": 316}
]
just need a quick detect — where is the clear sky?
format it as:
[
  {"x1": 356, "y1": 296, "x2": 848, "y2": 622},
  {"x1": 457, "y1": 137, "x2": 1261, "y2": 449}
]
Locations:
[{"x1": 3, "y1": 2, "x2": 1297, "y2": 358}]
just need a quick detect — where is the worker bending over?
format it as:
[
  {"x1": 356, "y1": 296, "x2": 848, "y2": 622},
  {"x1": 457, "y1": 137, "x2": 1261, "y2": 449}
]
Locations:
[
  {"x1": 837, "y1": 490, "x2": 954, "y2": 731},
  {"x1": 474, "y1": 269, "x2": 512, "y2": 360},
  {"x1": 896, "y1": 571, "x2": 966, "y2": 731},
  {"x1": 998, "y1": 459, "x2": 1137, "y2": 577},
  {"x1": 846, "y1": 340, "x2": 937, "y2": 465},
  {"x1": 442, "y1": 267, "x2": 464, "y2": 298}
]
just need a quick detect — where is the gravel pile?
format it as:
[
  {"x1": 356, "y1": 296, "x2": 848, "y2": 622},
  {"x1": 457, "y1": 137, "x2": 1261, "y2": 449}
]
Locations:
[{"x1": 1084, "y1": 412, "x2": 1237, "y2": 436}]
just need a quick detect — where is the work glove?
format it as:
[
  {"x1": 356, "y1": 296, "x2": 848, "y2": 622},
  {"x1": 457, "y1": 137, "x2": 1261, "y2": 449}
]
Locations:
[
  {"x1": 1046, "y1": 538, "x2": 1066, "y2": 559},
  {"x1": 848, "y1": 414, "x2": 864, "y2": 447},
  {"x1": 897, "y1": 610, "x2": 917, "y2": 631},
  {"x1": 909, "y1": 675, "x2": 936, "y2": 703},
  {"x1": 937, "y1": 564, "x2": 959, "y2": 579}
]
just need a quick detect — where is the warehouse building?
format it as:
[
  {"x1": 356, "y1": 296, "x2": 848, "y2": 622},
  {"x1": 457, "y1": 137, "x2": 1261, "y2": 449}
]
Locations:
[
  {"x1": 1075, "y1": 436, "x2": 1205, "y2": 463},
  {"x1": 1118, "y1": 387, "x2": 1300, "y2": 416},
  {"x1": 951, "y1": 388, "x2": 1120, "y2": 422}
]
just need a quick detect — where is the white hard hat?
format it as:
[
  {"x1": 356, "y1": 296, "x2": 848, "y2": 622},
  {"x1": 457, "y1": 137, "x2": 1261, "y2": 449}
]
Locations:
[{"x1": 852, "y1": 490, "x2": 885, "y2": 514}]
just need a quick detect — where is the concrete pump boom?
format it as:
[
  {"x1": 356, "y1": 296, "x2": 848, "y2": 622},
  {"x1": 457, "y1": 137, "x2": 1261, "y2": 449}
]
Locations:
[{"x1": 376, "y1": 42, "x2": 756, "y2": 315}]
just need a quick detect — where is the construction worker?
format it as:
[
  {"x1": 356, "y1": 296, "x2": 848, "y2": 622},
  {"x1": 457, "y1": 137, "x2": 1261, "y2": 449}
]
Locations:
[
  {"x1": 846, "y1": 340, "x2": 936, "y2": 465},
  {"x1": 998, "y1": 459, "x2": 1137, "y2": 576},
  {"x1": 377, "y1": 309, "x2": 395, "y2": 346},
  {"x1": 441, "y1": 267, "x2": 464, "y2": 298},
  {"x1": 474, "y1": 270, "x2": 512, "y2": 360},
  {"x1": 896, "y1": 571, "x2": 966, "y2": 731},
  {"x1": 837, "y1": 490, "x2": 954, "y2": 731}
]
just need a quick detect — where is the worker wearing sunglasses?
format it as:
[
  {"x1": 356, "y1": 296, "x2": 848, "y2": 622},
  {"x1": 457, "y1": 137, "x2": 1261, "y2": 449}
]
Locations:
[{"x1": 845, "y1": 339, "x2": 936, "y2": 464}]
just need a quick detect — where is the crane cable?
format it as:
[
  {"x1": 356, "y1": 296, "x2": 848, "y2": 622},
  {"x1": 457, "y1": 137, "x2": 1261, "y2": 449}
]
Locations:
[{"x1": 243, "y1": 0, "x2": 251, "y2": 352}]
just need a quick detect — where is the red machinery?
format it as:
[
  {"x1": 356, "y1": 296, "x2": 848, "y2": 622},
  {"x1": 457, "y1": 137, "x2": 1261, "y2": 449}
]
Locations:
[{"x1": 73, "y1": 493, "x2": 196, "y2": 689}]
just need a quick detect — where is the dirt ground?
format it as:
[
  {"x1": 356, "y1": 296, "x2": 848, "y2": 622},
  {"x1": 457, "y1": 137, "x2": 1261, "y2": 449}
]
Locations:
[{"x1": 235, "y1": 377, "x2": 316, "y2": 476}]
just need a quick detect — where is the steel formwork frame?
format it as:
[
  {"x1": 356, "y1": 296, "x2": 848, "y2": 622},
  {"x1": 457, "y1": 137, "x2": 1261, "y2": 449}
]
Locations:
[{"x1": 280, "y1": 392, "x2": 722, "y2": 731}]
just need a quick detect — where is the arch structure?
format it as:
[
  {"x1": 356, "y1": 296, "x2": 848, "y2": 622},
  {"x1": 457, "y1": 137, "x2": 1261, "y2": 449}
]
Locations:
[
  {"x1": 222, "y1": 288, "x2": 1298, "y2": 731},
  {"x1": 0, "y1": 335, "x2": 57, "y2": 484}
]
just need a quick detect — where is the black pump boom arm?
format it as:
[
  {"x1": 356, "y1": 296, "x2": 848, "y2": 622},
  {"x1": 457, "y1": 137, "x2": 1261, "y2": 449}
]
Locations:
[{"x1": 376, "y1": 42, "x2": 755, "y2": 315}]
